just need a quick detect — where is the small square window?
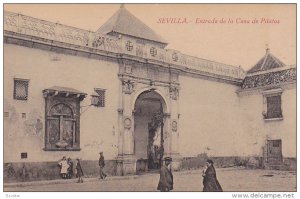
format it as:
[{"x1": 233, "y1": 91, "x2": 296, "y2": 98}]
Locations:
[
  {"x1": 91, "y1": 89, "x2": 106, "y2": 107},
  {"x1": 272, "y1": 140, "x2": 281, "y2": 147},
  {"x1": 21, "y1": 152, "x2": 27, "y2": 159},
  {"x1": 14, "y1": 79, "x2": 29, "y2": 100}
]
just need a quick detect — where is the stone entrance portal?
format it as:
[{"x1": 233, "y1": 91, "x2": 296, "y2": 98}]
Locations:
[
  {"x1": 134, "y1": 90, "x2": 166, "y2": 173},
  {"x1": 116, "y1": 58, "x2": 182, "y2": 176}
]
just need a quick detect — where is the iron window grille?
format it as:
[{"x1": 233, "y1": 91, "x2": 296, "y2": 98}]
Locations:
[
  {"x1": 13, "y1": 78, "x2": 29, "y2": 100},
  {"x1": 266, "y1": 95, "x2": 282, "y2": 119},
  {"x1": 92, "y1": 89, "x2": 106, "y2": 107}
]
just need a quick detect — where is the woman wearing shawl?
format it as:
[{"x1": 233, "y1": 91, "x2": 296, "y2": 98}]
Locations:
[{"x1": 202, "y1": 159, "x2": 223, "y2": 192}]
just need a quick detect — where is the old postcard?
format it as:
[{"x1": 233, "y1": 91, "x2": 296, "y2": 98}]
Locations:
[{"x1": 3, "y1": 3, "x2": 296, "y2": 194}]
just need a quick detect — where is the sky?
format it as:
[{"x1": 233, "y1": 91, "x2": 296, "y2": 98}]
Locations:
[{"x1": 4, "y1": 4, "x2": 296, "y2": 70}]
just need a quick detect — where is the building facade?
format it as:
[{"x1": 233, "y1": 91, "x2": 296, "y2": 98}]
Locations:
[{"x1": 3, "y1": 7, "x2": 296, "y2": 182}]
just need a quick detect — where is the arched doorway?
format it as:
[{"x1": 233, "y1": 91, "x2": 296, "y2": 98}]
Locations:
[{"x1": 134, "y1": 90, "x2": 167, "y2": 173}]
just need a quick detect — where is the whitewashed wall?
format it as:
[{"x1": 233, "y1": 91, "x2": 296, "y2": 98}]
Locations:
[
  {"x1": 4, "y1": 43, "x2": 296, "y2": 164},
  {"x1": 4, "y1": 44, "x2": 120, "y2": 163},
  {"x1": 179, "y1": 74, "x2": 296, "y2": 158},
  {"x1": 178, "y1": 75, "x2": 242, "y2": 157},
  {"x1": 238, "y1": 87, "x2": 296, "y2": 158}
]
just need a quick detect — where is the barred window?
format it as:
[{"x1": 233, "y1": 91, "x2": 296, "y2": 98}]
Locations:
[
  {"x1": 14, "y1": 79, "x2": 29, "y2": 100},
  {"x1": 266, "y1": 95, "x2": 282, "y2": 119},
  {"x1": 91, "y1": 89, "x2": 106, "y2": 107},
  {"x1": 272, "y1": 140, "x2": 281, "y2": 147},
  {"x1": 21, "y1": 152, "x2": 28, "y2": 159}
]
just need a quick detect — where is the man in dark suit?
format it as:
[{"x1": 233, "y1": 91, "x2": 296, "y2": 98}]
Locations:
[
  {"x1": 157, "y1": 157, "x2": 173, "y2": 192},
  {"x1": 99, "y1": 152, "x2": 107, "y2": 180}
]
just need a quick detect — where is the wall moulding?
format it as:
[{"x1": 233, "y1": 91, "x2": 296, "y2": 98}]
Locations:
[
  {"x1": 5, "y1": 31, "x2": 244, "y2": 86},
  {"x1": 237, "y1": 81, "x2": 296, "y2": 97},
  {"x1": 4, "y1": 10, "x2": 246, "y2": 84}
]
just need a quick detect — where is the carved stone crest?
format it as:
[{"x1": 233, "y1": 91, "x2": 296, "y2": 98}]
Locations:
[
  {"x1": 172, "y1": 120, "x2": 178, "y2": 132},
  {"x1": 125, "y1": 65, "x2": 133, "y2": 74},
  {"x1": 122, "y1": 80, "x2": 135, "y2": 94},
  {"x1": 169, "y1": 86, "x2": 179, "y2": 100},
  {"x1": 124, "y1": 117, "x2": 132, "y2": 129}
]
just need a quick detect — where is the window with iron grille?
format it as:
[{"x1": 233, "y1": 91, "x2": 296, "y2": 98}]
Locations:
[
  {"x1": 266, "y1": 95, "x2": 282, "y2": 119},
  {"x1": 21, "y1": 152, "x2": 28, "y2": 159},
  {"x1": 272, "y1": 140, "x2": 281, "y2": 147},
  {"x1": 13, "y1": 79, "x2": 29, "y2": 100},
  {"x1": 93, "y1": 89, "x2": 106, "y2": 107}
]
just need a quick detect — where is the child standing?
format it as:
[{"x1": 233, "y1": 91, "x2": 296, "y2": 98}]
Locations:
[{"x1": 58, "y1": 156, "x2": 69, "y2": 179}]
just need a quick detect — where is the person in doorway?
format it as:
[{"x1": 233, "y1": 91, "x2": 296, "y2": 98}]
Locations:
[
  {"x1": 157, "y1": 157, "x2": 173, "y2": 192},
  {"x1": 99, "y1": 152, "x2": 107, "y2": 180},
  {"x1": 58, "y1": 156, "x2": 69, "y2": 179},
  {"x1": 75, "y1": 158, "x2": 84, "y2": 183},
  {"x1": 202, "y1": 159, "x2": 223, "y2": 192}
]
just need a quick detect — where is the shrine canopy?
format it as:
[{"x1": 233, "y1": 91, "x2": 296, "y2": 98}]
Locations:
[
  {"x1": 247, "y1": 48, "x2": 285, "y2": 74},
  {"x1": 42, "y1": 86, "x2": 87, "y2": 101},
  {"x1": 97, "y1": 5, "x2": 168, "y2": 48}
]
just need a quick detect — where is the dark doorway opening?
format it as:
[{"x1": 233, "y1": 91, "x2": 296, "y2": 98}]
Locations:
[{"x1": 134, "y1": 90, "x2": 166, "y2": 173}]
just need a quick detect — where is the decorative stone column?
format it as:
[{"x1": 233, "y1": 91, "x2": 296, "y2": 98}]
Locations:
[
  {"x1": 162, "y1": 112, "x2": 171, "y2": 156},
  {"x1": 168, "y1": 85, "x2": 181, "y2": 171},
  {"x1": 116, "y1": 79, "x2": 136, "y2": 175}
]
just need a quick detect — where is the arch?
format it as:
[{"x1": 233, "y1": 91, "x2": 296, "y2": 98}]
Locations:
[
  {"x1": 132, "y1": 87, "x2": 169, "y2": 172},
  {"x1": 47, "y1": 102, "x2": 75, "y2": 117},
  {"x1": 132, "y1": 87, "x2": 169, "y2": 114}
]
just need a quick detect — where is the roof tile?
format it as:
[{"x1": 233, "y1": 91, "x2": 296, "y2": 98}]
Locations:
[
  {"x1": 247, "y1": 49, "x2": 285, "y2": 73},
  {"x1": 97, "y1": 6, "x2": 168, "y2": 44}
]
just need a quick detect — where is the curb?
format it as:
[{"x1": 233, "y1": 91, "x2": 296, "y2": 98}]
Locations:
[
  {"x1": 4, "y1": 175, "x2": 140, "y2": 188},
  {"x1": 4, "y1": 168, "x2": 215, "y2": 188}
]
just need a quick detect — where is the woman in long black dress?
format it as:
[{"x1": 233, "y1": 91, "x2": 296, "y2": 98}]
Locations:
[{"x1": 202, "y1": 159, "x2": 223, "y2": 192}]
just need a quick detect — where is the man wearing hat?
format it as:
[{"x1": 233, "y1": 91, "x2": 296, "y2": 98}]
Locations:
[
  {"x1": 157, "y1": 157, "x2": 173, "y2": 192},
  {"x1": 98, "y1": 152, "x2": 107, "y2": 180}
]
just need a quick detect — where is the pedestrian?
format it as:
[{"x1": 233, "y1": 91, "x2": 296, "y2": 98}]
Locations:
[
  {"x1": 58, "y1": 156, "x2": 69, "y2": 179},
  {"x1": 99, "y1": 152, "x2": 107, "y2": 180},
  {"x1": 67, "y1": 157, "x2": 74, "y2": 179},
  {"x1": 21, "y1": 165, "x2": 26, "y2": 182},
  {"x1": 75, "y1": 158, "x2": 84, "y2": 183},
  {"x1": 202, "y1": 159, "x2": 223, "y2": 192},
  {"x1": 157, "y1": 157, "x2": 173, "y2": 192}
]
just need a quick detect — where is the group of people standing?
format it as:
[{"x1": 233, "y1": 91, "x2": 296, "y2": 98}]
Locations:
[
  {"x1": 157, "y1": 157, "x2": 223, "y2": 192},
  {"x1": 58, "y1": 156, "x2": 83, "y2": 183},
  {"x1": 58, "y1": 154, "x2": 222, "y2": 191},
  {"x1": 57, "y1": 156, "x2": 74, "y2": 179},
  {"x1": 57, "y1": 152, "x2": 106, "y2": 183}
]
